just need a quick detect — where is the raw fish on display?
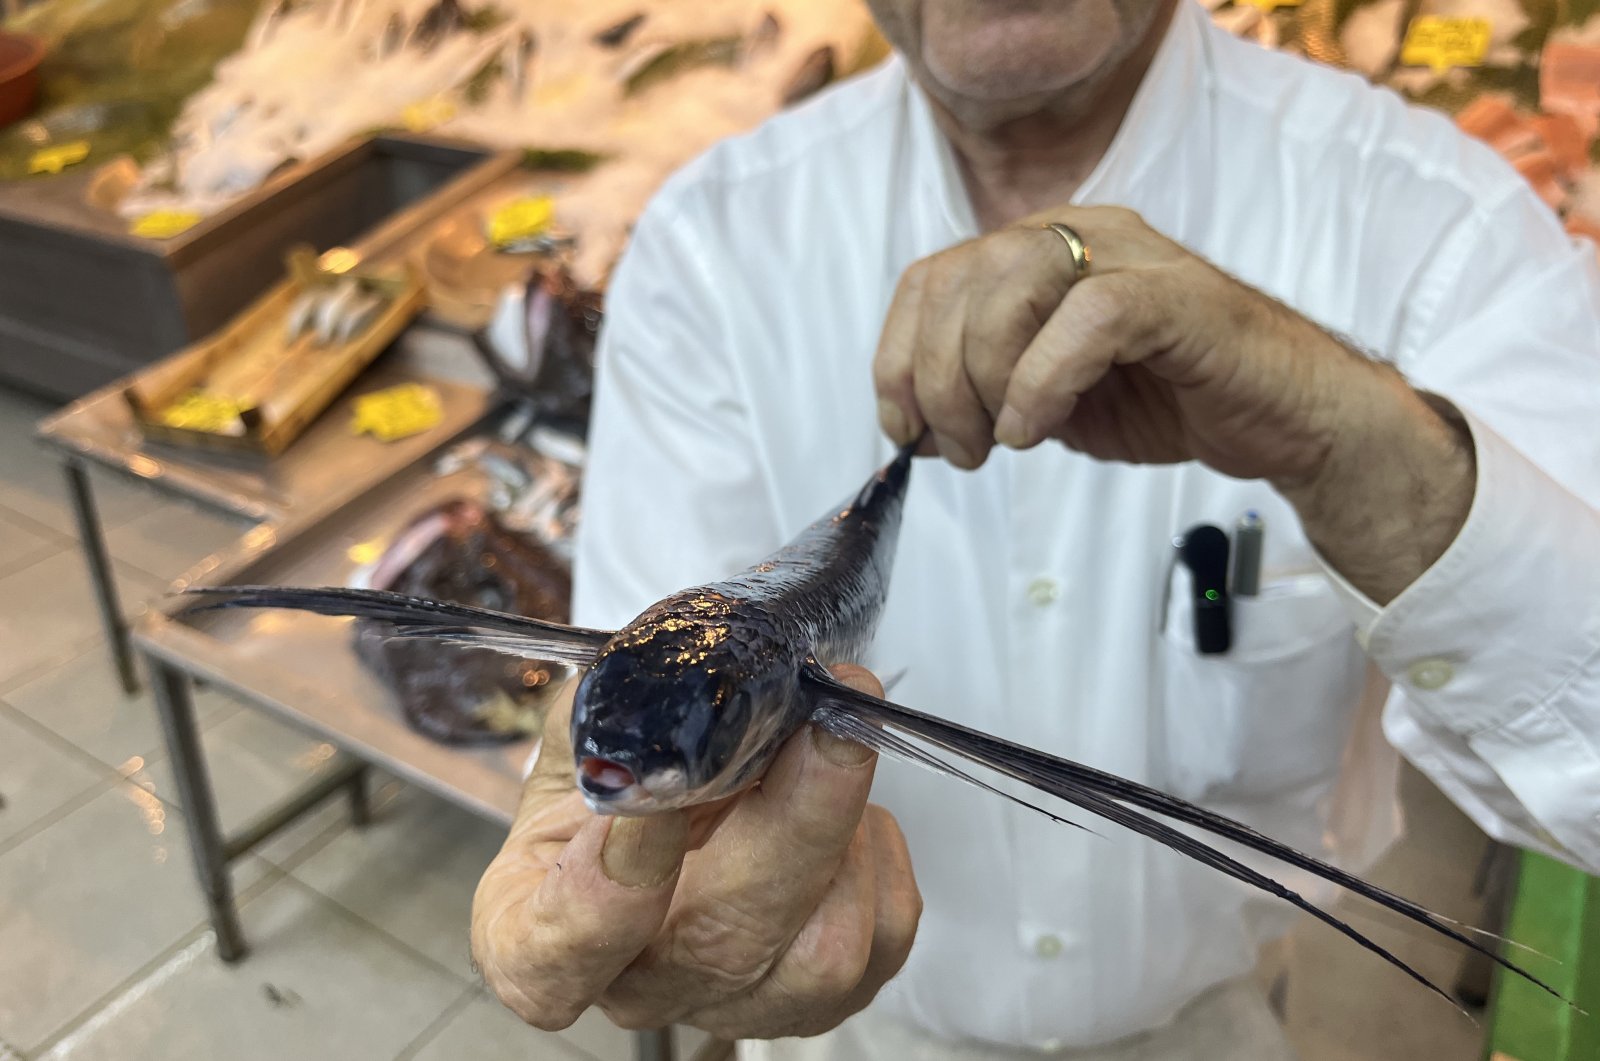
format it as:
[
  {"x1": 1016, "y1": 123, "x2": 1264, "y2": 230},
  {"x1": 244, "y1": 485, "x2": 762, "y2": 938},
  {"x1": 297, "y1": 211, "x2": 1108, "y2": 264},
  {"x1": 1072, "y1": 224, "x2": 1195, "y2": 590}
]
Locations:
[
  {"x1": 354, "y1": 496, "x2": 574, "y2": 744},
  {"x1": 110, "y1": 0, "x2": 882, "y2": 288}
]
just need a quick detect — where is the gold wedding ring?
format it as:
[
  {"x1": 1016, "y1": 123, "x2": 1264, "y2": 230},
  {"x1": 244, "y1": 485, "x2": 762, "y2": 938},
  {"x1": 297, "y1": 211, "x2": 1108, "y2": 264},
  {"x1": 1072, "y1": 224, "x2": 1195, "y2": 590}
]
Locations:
[{"x1": 1041, "y1": 222, "x2": 1092, "y2": 281}]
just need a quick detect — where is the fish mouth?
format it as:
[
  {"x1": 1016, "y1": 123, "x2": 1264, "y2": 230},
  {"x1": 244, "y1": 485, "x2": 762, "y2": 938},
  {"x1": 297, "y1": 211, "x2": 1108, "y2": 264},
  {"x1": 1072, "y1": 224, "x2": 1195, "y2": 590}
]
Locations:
[{"x1": 577, "y1": 757, "x2": 688, "y2": 814}]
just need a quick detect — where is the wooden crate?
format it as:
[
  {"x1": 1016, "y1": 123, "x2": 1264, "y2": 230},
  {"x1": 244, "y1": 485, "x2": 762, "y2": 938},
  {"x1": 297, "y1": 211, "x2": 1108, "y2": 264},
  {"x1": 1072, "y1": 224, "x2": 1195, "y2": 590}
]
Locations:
[{"x1": 123, "y1": 258, "x2": 426, "y2": 457}]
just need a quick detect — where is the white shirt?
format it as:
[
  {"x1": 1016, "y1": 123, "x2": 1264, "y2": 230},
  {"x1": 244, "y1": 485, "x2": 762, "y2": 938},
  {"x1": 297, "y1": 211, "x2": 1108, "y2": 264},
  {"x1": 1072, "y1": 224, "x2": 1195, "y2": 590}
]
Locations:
[{"x1": 573, "y1": 0, "x2": 1600, "y2": 1049}]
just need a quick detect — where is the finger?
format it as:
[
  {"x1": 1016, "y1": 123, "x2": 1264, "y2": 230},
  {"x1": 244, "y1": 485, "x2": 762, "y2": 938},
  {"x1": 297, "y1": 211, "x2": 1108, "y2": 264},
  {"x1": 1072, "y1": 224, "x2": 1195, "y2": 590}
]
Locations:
[
  {"x1": 521, "y1": 679, "x2": 578, "y2": 811},
  {"x1": 686, "y1": 815, "x2": 879, "y2": 1040},
  {"x1": 1016, "y1": 204, "x2": 1169, "y2": 274},
  {"x1": 912, "y1": 275, "x2": 993, "y2": 470},
  {"x1": 994, "y1": 273, "x2": 1166, "y2": 450},
  {"x1": 829, "y1": 805, "x2": 921, "y2": 1025},
  {"x1": 873, "y1": 266, "x2": 928, "y2": 445},
  {"x1": 964, "y1": 228, "x2": 1077, "y2": 417},
  {"x1": 474, "y1": 805, "x2": 689, "y2": 1030},
  {"x1": 609, "y1": 668, "x2": 883, "y2": 1009}
]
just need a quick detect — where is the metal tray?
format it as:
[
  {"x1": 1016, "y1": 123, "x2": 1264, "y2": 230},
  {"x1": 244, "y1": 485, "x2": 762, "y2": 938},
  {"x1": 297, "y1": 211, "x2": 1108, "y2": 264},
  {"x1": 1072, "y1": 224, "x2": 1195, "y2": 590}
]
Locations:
[
  {"x1": 0, "y1": 134, "x2": 516, "y2": 399},
  {"x1": 135, "y1": 435, "x2": 541, "y2": 824}
]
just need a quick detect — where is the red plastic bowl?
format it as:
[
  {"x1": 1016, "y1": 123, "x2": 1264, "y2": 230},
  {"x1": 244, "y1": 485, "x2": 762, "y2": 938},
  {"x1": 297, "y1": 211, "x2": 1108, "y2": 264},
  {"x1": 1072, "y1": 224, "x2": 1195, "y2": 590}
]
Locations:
[{"x1": 0, "y1": 31, "x2": 46, "y2": 131}]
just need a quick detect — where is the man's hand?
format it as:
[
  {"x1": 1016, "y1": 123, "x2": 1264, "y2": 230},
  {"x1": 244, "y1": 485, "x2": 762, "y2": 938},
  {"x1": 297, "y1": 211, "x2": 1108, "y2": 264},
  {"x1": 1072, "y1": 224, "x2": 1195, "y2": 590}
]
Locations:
[
  {"x1": 874, "y1": 204, "x2": 1476, "y2": 603},
  {"x1": 471, "y1": 665, "x2": 921, "y2": 1041}
]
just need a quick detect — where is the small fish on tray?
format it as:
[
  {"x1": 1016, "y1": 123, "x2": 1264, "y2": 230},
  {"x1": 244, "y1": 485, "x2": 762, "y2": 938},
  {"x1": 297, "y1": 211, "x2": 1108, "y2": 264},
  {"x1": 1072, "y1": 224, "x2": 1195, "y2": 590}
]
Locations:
[{"x1": 191, "y1": 444, "x2": 1573, "y2": 1013}]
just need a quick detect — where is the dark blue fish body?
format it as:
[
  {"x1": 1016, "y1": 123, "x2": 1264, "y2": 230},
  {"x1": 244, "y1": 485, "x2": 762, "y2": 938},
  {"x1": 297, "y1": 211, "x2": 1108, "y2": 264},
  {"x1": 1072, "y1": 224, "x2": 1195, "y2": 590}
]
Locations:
[
  {"x1": 570, "y1": 446, "x2": 909, "y2": 811},
  {"x1": 186, "y1": 444, "x2": 1569, "y2": 1013}
]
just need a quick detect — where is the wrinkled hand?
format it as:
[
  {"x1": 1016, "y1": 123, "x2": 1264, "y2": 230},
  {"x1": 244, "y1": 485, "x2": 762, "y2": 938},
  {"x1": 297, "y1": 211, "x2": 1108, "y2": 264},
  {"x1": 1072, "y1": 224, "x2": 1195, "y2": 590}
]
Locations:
[
  {"x1": 874, "y1": 205, "x2": 1371, "y2": 486},
  {"x1": 471, "y1": 664, "x2": 921, "y2": 1041}
]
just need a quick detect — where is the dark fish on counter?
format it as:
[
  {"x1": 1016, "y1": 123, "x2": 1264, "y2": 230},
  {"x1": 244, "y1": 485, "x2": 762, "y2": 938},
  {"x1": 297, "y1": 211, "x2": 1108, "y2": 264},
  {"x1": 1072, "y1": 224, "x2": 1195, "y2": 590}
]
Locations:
[
  {"x1": 594, "y1": 13, "x2": 646, "y2": 49},
  {"x1": 352, "y1": 498, "x2": 573, "y2": 745},
  {"x1": 622, "y1": 36, "x2": 744, "y2": 96},
  {"x1": 410, "y1": 0, "x2": 466, "y2": 53},
  {"x1": 781, "y1": 45, "x2": 836, "y2": 107},
  {"x1": 189, "y1": 445, "x2": 1567, "y2": 1012},
  {"x1": 476, "y1": 269, "x2": 602, "y2": 433}
]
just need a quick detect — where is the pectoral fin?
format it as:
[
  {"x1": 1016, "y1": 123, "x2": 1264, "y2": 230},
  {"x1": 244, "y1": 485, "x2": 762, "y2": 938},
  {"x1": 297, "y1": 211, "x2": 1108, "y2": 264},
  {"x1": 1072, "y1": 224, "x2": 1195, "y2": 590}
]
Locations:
[
  {"x1": 182, "y1": 586, "x2": 612, "y2": 667},
  {"x1": 800, "y1": 662, "x2": 1567, "y2": 1012}
]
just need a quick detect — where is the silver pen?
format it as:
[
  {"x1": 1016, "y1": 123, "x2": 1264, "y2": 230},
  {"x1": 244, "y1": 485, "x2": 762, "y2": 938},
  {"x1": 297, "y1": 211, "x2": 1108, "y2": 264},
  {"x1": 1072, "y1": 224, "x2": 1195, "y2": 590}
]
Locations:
[{"x1": 1231, "y1": 511, "x2": 1264, "y2": 597}]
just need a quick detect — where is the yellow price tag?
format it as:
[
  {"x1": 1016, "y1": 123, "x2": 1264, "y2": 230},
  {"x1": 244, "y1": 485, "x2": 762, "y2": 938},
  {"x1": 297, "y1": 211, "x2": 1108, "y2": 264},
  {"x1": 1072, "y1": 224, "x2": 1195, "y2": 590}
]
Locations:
[
  {"x1": 487, "y1": 196, "x2": 556, "y2": 248},
  {"x1": 1235, "y1": 0, "x2": 1302, "y2": 11},
  {"x1": 28, "y1": 141, "x2": 91, "y2": 176},
  {"x1": 350, "y1": 383, "x2": 444, "y2": 442},
  {"x1": 402, "y1": 97, "x2": 457, "y2": 133},
  {"x1": 1401, "y1": 16, "x2": 1492, "y2": 73},
  {"x1": 158, "y1": 391, "x2": 251, "y2": 434},
  {"x1": 130, "y1": 210, "x2": 204, "y2": 240},
  {"x1": 346, "y1": 539, "x2": 385, "y2": 566}
]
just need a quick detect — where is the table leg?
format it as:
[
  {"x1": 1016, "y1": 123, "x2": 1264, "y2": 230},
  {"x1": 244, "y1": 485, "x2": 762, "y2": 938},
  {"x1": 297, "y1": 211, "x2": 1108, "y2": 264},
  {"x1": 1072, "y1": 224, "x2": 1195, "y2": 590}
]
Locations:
[
  {"x1": 148, "y1": 655, "x2": 248, "y2": 962},
  {"x1": 347, "y1": 765, "x2": 372, "y2": 827},
  {"x1": 635, "y1": 1028, "x2": 674, "y2": 1061},
  {"x1": 63, "y1": 458, "x2": 138, "y2": 694}
]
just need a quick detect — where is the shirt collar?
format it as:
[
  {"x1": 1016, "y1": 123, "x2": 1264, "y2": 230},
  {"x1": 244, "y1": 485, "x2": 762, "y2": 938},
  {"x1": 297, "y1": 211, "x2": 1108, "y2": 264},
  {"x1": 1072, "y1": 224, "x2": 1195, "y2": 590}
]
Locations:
[{"x1": 906, "y1": 0, "x2": 1213, "y2": 240}]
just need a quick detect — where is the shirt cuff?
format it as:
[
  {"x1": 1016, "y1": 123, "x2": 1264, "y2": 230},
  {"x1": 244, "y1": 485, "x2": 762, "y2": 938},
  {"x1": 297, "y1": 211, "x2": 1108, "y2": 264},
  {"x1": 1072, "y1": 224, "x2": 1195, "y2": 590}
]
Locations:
[{"x1": 1316, "y1": 407, "x2": 1600, "y2": 736}]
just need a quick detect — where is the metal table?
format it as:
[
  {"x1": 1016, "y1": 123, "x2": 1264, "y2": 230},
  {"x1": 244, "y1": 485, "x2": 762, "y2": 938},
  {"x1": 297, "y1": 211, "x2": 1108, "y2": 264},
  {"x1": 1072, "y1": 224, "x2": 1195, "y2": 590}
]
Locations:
[
  {"x1": 34, "y1": 352, "x2": 494, "y2": 693},
  {"x1": 132, "y1": 432, "x2": 679, "y2": 1061}
]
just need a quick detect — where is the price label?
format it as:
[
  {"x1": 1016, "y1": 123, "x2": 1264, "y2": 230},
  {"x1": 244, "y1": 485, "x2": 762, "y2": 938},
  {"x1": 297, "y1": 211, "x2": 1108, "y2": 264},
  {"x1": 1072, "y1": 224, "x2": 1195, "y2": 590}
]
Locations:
[
  {"x1": 130, "y1": 209, "x2": 204, "y2": 240},
  {"x1": 27, "y1": 141, "x2": 91, "y2": 176},
  {"x1": 1235, "y1": 0, "x2": 1302, "y2": 11},
  {"x1": 402, "y1": 97, "x2": 457, "y2": 133},
  {"x1": 350, "y1": 383, "x2": 444, "y2": 442},
  {"x1": 346, "y1": 539, "x2": 385, "y2": 566},
  {"x1": 1401, "y1": 17, "x2": 1491, "y2": 73},
  {"x1": 159, "y1": 391, "x2": 251, "y2": 434},
  {"x1": 487, "y1": 196, "x2": 556, "y2": 248}
]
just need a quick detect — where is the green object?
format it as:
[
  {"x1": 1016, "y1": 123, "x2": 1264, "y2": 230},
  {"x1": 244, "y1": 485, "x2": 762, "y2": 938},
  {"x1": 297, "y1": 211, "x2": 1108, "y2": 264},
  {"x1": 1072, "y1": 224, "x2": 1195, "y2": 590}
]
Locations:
[
  {"x1": 623, "y1": 37, "x2": 742, "y2": 97},
  {"x1": 519, "y1": 147, "x2": 606, "y2": 173},
  {"x1": 1485, "y1": 851, "x2": 1600, "y2": 1061}
]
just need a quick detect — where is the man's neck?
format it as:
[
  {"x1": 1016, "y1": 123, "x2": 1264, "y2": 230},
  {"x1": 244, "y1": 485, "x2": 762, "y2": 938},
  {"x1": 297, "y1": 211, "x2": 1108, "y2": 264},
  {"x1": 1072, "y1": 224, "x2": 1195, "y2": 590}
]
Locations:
[{"x1": 927, "y1": 0, "x2": 1178, "y2": 232}]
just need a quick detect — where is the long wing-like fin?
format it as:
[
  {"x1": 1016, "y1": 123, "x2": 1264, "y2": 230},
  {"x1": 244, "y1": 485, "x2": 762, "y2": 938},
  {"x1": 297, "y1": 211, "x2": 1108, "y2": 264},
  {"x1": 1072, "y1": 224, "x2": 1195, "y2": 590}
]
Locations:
[
  {"x1": 812, "y1": 706, "x2": 1097, "y2": 836},
  {"x1": 801, "y1": 664, "x2": 1568, "y2": 1009},
  {"x1": 182, "y1": 586, "x2": 612, "y2": 666}
]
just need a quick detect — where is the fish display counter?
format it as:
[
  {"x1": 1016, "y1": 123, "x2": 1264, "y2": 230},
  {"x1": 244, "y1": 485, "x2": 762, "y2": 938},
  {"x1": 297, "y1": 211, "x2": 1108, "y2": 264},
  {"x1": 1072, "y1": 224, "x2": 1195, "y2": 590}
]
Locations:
[{"x1": 137, "y1": 426, "x2": 566, "y2": 827}]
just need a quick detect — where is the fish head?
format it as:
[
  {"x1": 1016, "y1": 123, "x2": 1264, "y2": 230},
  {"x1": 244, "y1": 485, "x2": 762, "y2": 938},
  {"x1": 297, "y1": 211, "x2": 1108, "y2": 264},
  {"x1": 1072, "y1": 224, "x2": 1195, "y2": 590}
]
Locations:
[{"x1": 570, "y1": 600, "x2": 800, "y2": 814}]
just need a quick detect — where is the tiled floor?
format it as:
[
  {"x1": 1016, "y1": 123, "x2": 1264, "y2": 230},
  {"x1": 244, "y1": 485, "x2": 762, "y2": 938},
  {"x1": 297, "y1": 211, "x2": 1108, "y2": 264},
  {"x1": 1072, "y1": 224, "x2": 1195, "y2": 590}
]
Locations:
[{"x1": 0, "y1": 383, "x2": 1493, "y2": 1059}]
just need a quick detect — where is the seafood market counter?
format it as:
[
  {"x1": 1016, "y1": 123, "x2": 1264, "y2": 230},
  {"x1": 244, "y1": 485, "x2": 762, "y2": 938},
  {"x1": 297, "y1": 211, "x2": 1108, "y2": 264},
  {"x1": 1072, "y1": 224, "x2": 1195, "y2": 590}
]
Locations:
[
  {"x1": 35, "y1": 350, "x2": 496, "y2": 693},
  {"x1": 137, "y1": 432, "x2": 540, "y2": 829},
  {"x1": 125, "y1": 416, "x2": 682, "y2": 1060}
]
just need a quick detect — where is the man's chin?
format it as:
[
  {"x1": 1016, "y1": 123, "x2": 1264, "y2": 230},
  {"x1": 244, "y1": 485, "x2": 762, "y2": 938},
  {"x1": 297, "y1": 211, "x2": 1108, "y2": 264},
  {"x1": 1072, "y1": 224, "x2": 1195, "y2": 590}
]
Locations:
[{"x1": 917, "y1": 2, "x2": 1125, "y2": 108}]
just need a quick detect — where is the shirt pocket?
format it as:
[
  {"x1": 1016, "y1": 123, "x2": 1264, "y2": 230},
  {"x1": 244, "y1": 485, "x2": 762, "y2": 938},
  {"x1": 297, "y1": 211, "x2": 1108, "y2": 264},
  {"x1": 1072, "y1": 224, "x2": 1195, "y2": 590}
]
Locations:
[{"x1": 1156, "y1": 569, "x2": 1368, "y2": 803}]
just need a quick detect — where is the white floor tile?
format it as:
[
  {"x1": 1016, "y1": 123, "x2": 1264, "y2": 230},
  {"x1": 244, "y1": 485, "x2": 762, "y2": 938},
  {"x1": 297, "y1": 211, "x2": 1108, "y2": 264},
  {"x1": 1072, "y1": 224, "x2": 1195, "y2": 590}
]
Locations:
[
  {"x1": 0, "y1": 508, "x2": 66, "y2": 579},
  {"x1": 289, "y1": 784, "x2": 506, "y2": 979},
  {"x1": 0, "y1": 711, "x2": 103, "y2": 847},
  {"x1": 33, "y1": 877, "x2": 468, "y2": 1061},
  {"x1": 0, "y1": 550, "x2": 167, "y2": 689},
  {"x1": 3, "y1": 643, "x2": 237, "y2": 770},
  {"x1": 0, "y1": 783, "x2": 271, "y2": 1051}
]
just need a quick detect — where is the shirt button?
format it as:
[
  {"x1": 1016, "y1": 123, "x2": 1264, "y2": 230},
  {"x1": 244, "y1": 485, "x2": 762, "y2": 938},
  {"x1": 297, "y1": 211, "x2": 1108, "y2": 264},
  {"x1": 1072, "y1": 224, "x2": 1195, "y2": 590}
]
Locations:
[
  {"x1": 1027, "y1": 577, "x2": 1060, "y2": 607},
  {"x1": 1034, "y1": 934, "x2": 1064, "y2": 959},
  {"x1": 1407, "y1": 659, "x2": 1454, "y2": 690}
]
